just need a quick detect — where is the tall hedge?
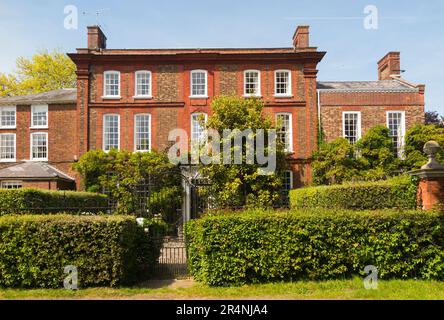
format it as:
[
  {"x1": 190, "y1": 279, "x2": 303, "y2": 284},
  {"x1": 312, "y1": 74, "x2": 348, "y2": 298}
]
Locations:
[
  {"x1": 290, "y1": 176, "x2": 417, "y2": 210},
  {"x1": 185, "y1": 209, "x2": 444, "y2": 286},
  {"x1": 0, "y1": 215, "x2": 161, "y2": 288},
  {"x1": 0, "y1": 189, "x2": 108, "y2": 215}
]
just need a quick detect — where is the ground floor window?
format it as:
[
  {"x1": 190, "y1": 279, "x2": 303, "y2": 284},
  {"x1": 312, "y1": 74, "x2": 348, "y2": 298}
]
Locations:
[
  {"x1": 342, "y1": 112, "x2": 361, "y2": 144},
  {"x1": 283, "y1": 170, "x2": 293, "y2": 191},
  {"x1": 0, "y1": 181, "x2": 22, "y2": 189},
  {"x1": 387, "y1": 111, "x2": 405, "y2": 157}
]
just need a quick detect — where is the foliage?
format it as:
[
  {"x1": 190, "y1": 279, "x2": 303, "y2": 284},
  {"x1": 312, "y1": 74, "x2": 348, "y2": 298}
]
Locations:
[
  {"x1": 0, "y1": 188, "x2": 107, "y2": 215},
  {"x1": 425, "y1": 111, "x2": 443, "y2": 127},
  {"x1": 404, "y1": 124, "x2": 444, "y2": 169},
  {"x1": 199, "y1": 96, "x2": 288, "y2": 208},
  {"x1": 290, "y1": 175, "x2": 418, "y2": 210},
  {"x1": 73, "y1": 149, "x2": 182, "y2": 216},
  {"x1": 0, "y1": 50, "x2": 76, "y2": 97},
  {"x1": 0, "y1": 215, "x2": 164, "y2": 288},
  {"x1": 185, "y1": 209, "x2": 444, "y2": 286}
]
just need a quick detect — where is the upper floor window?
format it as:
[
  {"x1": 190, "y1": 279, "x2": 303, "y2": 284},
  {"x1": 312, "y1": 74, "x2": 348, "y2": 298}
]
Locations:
[
  {"x1": 31, "y1": 132, "x2": 48, "y2": 161},
  {"x1": 134, "y1": 114, "x2": 151, "y2": 152},
  {"x1": 0, "y1": 106, "x2": 16, "y2": 128},
  {"x1": 103, "y1": 114, "x2": 120, "y2": 151},
  {"x1": 190, "y1": 70, "x2": 208, "y2": 97},
  {"x1": 191, "y1": 113, "x2": 207, "y2": 151},
  {"x1": 31, "y1": 104, "x2": 48, "y2": 128},
  {"x1": 276, "y1": 113, "x2": 293, "y2": 152},
  {"x1": 103, "y1": 71, "x2": 120, "y2": 98},
  {"x1": 0, "y1": 133, "x2": 15, "y2": 162},
  {"x1": 244, "y1": 70, "x2": 261, "y2": 97},
  {"x1": 274, "y1": 70, "x2": 291, "y2": 96},
  {"x1": 387, "y1": 111, "x2": 405, "y2": 157},
  {"x1": 343, "y1": 112, "x2": 361, "y2": 144},
  {"x1": 135, "y1": 71, "x2": 152, "y2": 97}
]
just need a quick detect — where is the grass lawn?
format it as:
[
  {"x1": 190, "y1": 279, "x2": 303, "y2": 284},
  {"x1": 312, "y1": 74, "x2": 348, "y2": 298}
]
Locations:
[{"x1": 1, "y1": 278, "x2": 444, "y2": 300}]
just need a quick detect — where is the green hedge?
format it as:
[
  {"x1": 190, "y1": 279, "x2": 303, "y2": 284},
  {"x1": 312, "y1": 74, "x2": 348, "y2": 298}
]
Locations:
[
  {"x1": 0, "y1": 189, "x2": 108, "y2": 215},
  {"x1": 185, "y1": 209, "x2": 444, "y2": 286},
  {"x1": 290, "y1": 176, "x2": 417, "y2": 210},
  {"x1": 0, "y1": 215, "x2": 162, "y2": 288}
]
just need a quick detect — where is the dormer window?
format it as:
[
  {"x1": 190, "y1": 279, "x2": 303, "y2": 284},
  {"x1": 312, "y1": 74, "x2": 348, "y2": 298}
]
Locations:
[
  {"x1": 190, "y1": 70, "x2": 208, "y2": 98},
  {"x1": 103, "y1": 71, "x2": 120, "y2": 98},
  {"x1": 135, "y1": 71, "x2": 152, "y2": 98},
  {"x1": 244, "y1": 70, "x2": 261, "y2": 97}
]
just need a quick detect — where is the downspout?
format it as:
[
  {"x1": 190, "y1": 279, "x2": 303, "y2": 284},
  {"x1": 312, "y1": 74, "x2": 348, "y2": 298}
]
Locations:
[{"x1": 317, "y1": 89, "x2": 322, "y2": 147}]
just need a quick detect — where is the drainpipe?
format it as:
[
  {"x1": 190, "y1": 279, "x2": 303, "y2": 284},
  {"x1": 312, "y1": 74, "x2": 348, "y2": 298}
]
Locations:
[{"x1": 317, "y1": 89, "x2": 322, "y2": 146}]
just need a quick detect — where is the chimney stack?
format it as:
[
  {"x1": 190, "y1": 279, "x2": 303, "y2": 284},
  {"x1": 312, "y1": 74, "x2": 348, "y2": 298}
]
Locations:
[
  {"x1": 293, "y1": 26, "x2": 310, "y2": 48},
  {"x1": 87, "y1": 26, "x2": 107, "y2": 50},
  {"x1": 377, "y1": 52, "x2": 401, "y2": 80}
]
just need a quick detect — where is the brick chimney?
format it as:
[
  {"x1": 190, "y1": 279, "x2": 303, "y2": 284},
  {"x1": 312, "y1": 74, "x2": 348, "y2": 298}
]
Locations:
[
  {"x1": 87, "y1": 25, "x2": 107, "y2": 50},
  {"x1": 377, "y1": 52, "x2": 401, "y2": 80},
  {"x1": 293, "y1": 26, "x2": 310, "y2": 48}
]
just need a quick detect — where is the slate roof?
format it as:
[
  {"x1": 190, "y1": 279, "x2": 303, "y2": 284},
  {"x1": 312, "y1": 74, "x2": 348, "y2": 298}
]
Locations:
[
  {"x1": 0, "y1": 162, "x2": 74, "y2": 181},
  {"x1": 317, "y1": 80, "x2": 419, "y2": 92},
  {"x1": 0, "y1": 88, "x2": 76, "y2": 106}
]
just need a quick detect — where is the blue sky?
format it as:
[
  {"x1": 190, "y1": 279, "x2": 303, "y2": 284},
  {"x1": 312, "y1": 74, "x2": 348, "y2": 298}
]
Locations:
[{"x1": 0, "y1": 0, "x2": 443, "y2": 112}]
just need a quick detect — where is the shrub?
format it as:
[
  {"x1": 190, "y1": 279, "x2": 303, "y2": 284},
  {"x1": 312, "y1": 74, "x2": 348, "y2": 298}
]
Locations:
[
  {"x1": 185, "y1": 209, "x2": 444, "y2": 286},
  {"x1": 290, "y1": 175, "x2": 417, "y2": 210},
  {"x1": 0, "y1": 188, "x2": 108, "y2": 215},
  {"x1": 0, "y1": 214, "x2": 163, "y2": 288}
]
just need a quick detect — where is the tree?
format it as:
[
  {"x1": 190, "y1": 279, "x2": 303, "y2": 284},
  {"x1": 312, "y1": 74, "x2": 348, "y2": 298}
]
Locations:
[
  {"x1": 199, "y1": 96, "x2": 287, "y2": 208},
  {"x1": 404, "y1": 124, "x2": 444, "y2": 169},
  {"x1": 425, "y1": 111, "x2": 443, "y2": 127},
  {"x1": 0, "y1": 50, "x2": 76, "y2": 97},
  {"x1": 73, "y1": 149, "x2": 182, "y2": 217}
]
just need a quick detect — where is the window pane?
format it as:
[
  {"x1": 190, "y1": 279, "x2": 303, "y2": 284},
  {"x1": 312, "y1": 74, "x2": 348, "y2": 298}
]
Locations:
[
  {"x1": 32, "y1": 105, "x2": 48, "y2": 127},
  {"x1": 283, "y1": 171, "x2": 292, "y2": 191},
  {"x1": 245, "y1": 71, "x2": 259, "y2": 95},
  {"x1": 135, "y1": 114, "x2": 150, "y2": 151},
  {"x1": 191, "y1": 71, "x2": 206, "y2": 96},
  {"x1": 31, "y1": 133, "x2": 47, "y2": 160},
  {"x1": 388, "y1": 112, "x2": 403, "y2": 156},
  {"x1": 0, "y1": 181, "x2": 22, "y2": 189},
  {"x1": 105, "y1": 72, "x2": 120, "y2": 96},
  {"x1": 0, "y1": 107, "x2": 16, "y2": 127},
  {"x1": 344, "y1": 113, "x2": 359, "y2": 144},
  {"x1": 103, "y1": 115, "x2": 119, "y2": 151},
  {"x1": 191, "y1": 114, "x2": 206, "y2": 152},
  {"x1": 275, "y1": 71, "x2": 290, "y2": 95},
  {"x1": 276, "y1": 114, "x2": 292, "y2": 151},
  {"x1": 0, "y1": 134, "x2": 15, "y2": 160},
  {"x1": 136, "y1": 72, "x2": 151, "y2": 96}
]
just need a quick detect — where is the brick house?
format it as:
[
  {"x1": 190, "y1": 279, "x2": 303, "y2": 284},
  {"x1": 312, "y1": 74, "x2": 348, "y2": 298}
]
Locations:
[{"x1": 0, "y1": 25, "x2": 425, "y2": 190}]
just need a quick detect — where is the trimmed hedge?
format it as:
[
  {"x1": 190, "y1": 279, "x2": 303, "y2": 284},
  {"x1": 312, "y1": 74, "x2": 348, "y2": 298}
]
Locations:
[
  {"x1": 0, "y1": 189, "x2": 108, "y2": 215},
  {"x1": 185, "y1": 209, "x2": 444, "y2": 286},
  {"x1": 290, "y1": 176, "x2": 417, "y2": 210},
  {"x1": 0, "y1": 215, "x2": 161, "y2": 288}
]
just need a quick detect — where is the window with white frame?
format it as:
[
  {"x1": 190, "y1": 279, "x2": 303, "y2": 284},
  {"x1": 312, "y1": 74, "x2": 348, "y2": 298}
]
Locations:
[
  {"x1": 31, "y1": 132, "x2": 48, "y2": 160},
  {"x1": 276, "y1": 113, "x2": 293, "y2": 152},
  {"x1": 283, "y1": 170, "x2": 293, "y2": 191},
  {"x1": 190, "y1": 70, "x2": 208, "y2": 97},
  {"x1": 244, "y1": 70, "x2": 260, "y2": 96},
  {"x1": 135, "y1": 71, "x2": 152, "y2": 97},
  {"x1": 191, "y1": 113, "x2": 207, "y2": 149},
  {"x1": 0, "y1": 106, "x2": 16, "y2": 128},
  {"x1": 343, "y1": 112, "x2": 361, "y2": 144},
  {"x1": 103, "y1": 114, "x2": 120, "y2": 151},
  {"x1": 387, "y1": 111, "x2": 405, "y2": 157},
  {"x1": 31, "y1": 105, "x2": 48, "y2": 128},
  {"x1": 0, "y1": 133, "x2": 15, "y2": 161},
  {"x1": 275, "y1": 70, "x2": 291, "y2": 96},
  {"x1": 134, "y1": 114, "x2": 151, "y2": 152},
  {"x1": 103, "y1": 71, "x2": 120, "y2": 97},
  {"x1": 0, "y1": 181, "x2": 22, "y2": 189}
]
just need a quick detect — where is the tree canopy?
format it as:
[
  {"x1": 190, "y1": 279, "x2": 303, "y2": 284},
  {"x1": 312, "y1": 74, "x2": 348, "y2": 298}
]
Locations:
[{"x1": 0, "y1": 50, "x2": 76, "y2": 97}]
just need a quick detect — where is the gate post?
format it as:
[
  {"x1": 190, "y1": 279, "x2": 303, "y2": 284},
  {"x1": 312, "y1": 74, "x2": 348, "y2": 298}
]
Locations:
[{"x1": 409, "y1": 141, "x2": 444, "y2": 210}]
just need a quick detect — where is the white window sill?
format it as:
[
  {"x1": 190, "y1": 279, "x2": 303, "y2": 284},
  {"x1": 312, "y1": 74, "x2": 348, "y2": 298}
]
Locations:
[
  {"x1": 0, "y1": 127, "x2": 16, "y2": 130},
  {"x1": 133, "y1": 95, "x2": 153, "y2": 100},
  {"x1": 135, "y1": 149, "x2": 151, "y2": 153},
  {"x1": 0, "y1": 159, "x2": 16, "y2": 163},
  {"x1": 102, "y1": 96, "x2": 121, "y2": 100},
  {"x1": 243, "y1": 94, "x2": 262, "y2": 98},
  {"x1": 30, "y1": 158, "x2": 48, "y2": 162},
  {"x1": 189, "y1": 95, "x2": 208, "y2": 99},
  {"x1": 274, "y1": 94, "x2": 293, "y2": 98}
]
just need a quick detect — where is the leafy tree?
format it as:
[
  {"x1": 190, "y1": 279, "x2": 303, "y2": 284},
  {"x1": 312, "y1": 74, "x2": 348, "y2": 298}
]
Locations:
[
  {"x1": 0, "y1": 50, "x2": 76, "y2": 97},
  {"x1": 312, "y1": 138, "x2": 360, "y2": 185},
  {"x1": 73, "y1": 149, "x2": 182, "y2": 217},
  {"x1": 356, "y1": 125, "x2": 399, "y2": 180},
  {"x1": 425, "y1": 111, "x2": 443, "y2": 127},
  {"x1": 199, "y1": 96, "x2": 287, "y2": 208},
  {"x1": 404, "y1": 124, "x2": 444, "y2": 169}
]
